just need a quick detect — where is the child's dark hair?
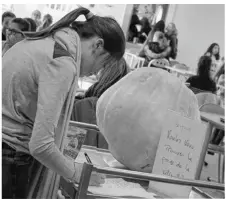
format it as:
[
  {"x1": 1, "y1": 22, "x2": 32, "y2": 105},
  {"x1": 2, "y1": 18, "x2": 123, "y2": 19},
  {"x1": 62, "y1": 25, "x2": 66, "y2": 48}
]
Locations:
[
  {"x1": 24, "y1": 7, "x2": 125, "y2": 60},
  {"x1": 205, "y1": 43, "x2": 220, "y2": 60},
  {"x1": 153, "y1": 20, "x2": 165, "y2": 32},
  {"x1": 197, "y1": 56, "x2": 212, "y2": 79},
  {"x1": 84, "y1": 58, "x2": 130, "y2": 98},
  {"x1": 2, "y1": 11, "x2": 16, "y2": 22},
  {"x1": 11, "y1": 18, "x2": 30, "y2": 32},
  {"x1": 24, "y1": 18, "x2": 37, "y2": 31}
]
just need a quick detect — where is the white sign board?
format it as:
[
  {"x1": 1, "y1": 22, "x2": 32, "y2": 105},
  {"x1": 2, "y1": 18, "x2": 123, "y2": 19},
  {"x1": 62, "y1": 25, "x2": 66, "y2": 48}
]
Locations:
[{"x1": 149, "y1": 110, "x2": 207, "y2": 198}]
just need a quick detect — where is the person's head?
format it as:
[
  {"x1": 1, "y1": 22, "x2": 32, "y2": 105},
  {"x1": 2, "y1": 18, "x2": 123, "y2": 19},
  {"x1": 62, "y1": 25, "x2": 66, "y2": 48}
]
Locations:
[
  {"x1": 84, "y1": 58, "x2": 129, "y2": 98},
  {"x1": 31, "y1": 10, "x2": 41, "y2": 21},
  {"x1": 155, "y1": 31, "x2": 168, "y2": 49},
  {"x1": 24, "y1": 7, "x2": 126, "y2": 77},
  {"x1": 197, "y1": 56, "x2": 214, "y2": 79},
  {"x1": 165, "y1": 22, "x2": 177, "y2": 36},
  {"x1": 153, "y1": 20, "x2": 165, "y2": 33},
  {"x1": 24, "y1": 18, "x2": 37, "y2": 32},
  {"x1": 43, "y1": 14, "x2": 53, "y2": 25},
  {"x1": 39, "y1": 14, "x2": 53, "y2": 31},
  {"x1": 6, "y1": 18, "x2": 30, "y2": 46},
  {"x1": 133, "y1": 7, "x2": 138, "y2": 15},
  {"x1": 2, "y1": 11, "x2": 16, "y2": 36},
  {"x1": 205, "y1": 43, "x2": 220, "y2": 60}
]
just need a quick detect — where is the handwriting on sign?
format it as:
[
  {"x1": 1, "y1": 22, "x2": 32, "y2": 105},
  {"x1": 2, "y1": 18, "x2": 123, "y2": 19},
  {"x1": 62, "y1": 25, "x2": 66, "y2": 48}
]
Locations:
[
  {"x1": 167, "y1": 130, "x2": 181, "y2": 143},
  {"x1": 150, "y1": 110, "x2": 207, "y2": 198},
  {"x1": 175, "y1": 123, "x2": 191, "y2": 133},
  {"x1": 162, "y1": 157, "x2": 183, "y2": 168},
  {"x1": 184, "y1": 139, "x2": 194, "y2": 149},
  {"x1": 188, "y1": 152, "x2": 192, "y2": 162},
  {"x1": 162, "y1": 169, "x2": 185, "y2": 179},
  {"x1": 164, "y1": 145, "x2": 184, "y2": 157},
  {"x1": 162, "y1": 125, "x2": 194, "y2": 179}
]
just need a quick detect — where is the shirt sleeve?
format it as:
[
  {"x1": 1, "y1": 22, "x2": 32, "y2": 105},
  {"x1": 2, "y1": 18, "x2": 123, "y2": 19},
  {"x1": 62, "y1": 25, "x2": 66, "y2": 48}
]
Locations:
[{"x1": 29, "y1": 56, "x2": 81, "y2": 182}]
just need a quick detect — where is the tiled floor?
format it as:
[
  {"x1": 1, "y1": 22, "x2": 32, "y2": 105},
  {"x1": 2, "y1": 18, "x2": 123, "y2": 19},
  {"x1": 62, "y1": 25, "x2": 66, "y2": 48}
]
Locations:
[{"x1": 199, "y1": 153, "x2": 225, "y2": 198}]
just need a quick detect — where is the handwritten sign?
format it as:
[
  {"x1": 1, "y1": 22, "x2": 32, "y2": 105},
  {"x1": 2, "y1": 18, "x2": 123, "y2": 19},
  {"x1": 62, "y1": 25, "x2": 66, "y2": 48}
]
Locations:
[{"x1": 149, "y1": 110, "x2": 207, "y2": 198}]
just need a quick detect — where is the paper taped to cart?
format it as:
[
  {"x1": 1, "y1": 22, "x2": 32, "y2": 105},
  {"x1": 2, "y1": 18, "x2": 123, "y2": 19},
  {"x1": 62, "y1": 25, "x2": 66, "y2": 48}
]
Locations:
[
  {"x1": 149, "y1": 109, "x2": 208, "y2": 198},
  {"x1": 63, "y1": 124, "x2": 87, "y2": 160}
]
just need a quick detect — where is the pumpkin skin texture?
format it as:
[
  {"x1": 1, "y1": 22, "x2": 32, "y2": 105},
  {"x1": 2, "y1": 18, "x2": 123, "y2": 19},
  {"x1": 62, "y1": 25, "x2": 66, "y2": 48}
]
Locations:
[{"x1": 96, "y1": 67, "x2": 200, "y2": 173}]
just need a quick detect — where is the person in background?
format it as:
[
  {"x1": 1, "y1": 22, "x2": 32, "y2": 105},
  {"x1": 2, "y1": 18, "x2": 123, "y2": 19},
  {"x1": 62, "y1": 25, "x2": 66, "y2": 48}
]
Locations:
[
  {"x1": 83, "y1": 58, "x2": 130, "y2": 98},
  {"x1": 31, "y1": 9, "x2": 42, "y2": 27},
  {"x1": 24, "y1": 17, "x2": 37, "y2": 31},
  {"x1": 138, "y1": 17, "x2": 151, "y2": 43},
  {"x1": 128, "y1": 7, "x2": 140, "y2": 42},
  {"x1": 37, "y1": 14, "x2": 53, "y2": 31},
  {"x1": 186, "y1": 56, "x2": 217, "y2": 93},
  {"x1": 138, "y1": 20, "x2": 167, "y2": 65},
  {"x1": 2, "y1": 7, "x2": 125, "y2": 199},
  {"x1": 2, "y1": 11, "x2": 16, "y2": 41},
  {"x1": 2, "y1": 18, "x2": 30, "y2": 56},
  {"x1": 215, "y1": 63, "x2": 225, "y2": 107},
  {"x1": 204, "y1": 43, "x2": 221, "y2": 62},
  {"x1": 165, "y1": 22, "x2": 178, "y2": 60},
  {"x1": 144, "y1": 22, "x2": 178, "y2": 62},
  {"x1": 71, "y1": 58, "x2": 129, "y2": 149}
]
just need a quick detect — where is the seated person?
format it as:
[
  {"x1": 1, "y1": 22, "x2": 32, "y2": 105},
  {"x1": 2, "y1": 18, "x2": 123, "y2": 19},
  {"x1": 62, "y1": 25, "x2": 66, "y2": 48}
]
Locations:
[
  {"x1": 138, "y1": 17, "x2": 151, "y2": 43},
  {"x1": 165, "y1": 23, "x2": 178, "y2": 60},
  {"x1": 138, "y1": 31, "x2": 169, "y2": 67},
  {"x1": 2, "y1": 11, "x2": 16, "y2": 41},
  {"x1": 215, "y1": 63, "x2": 225, "y2": 107},
  {"x1": 147, "y1": 31, "x2": 169, "y2": 55},
  {"x1": 2, "y1": 18, "x2": 30, "y2": 56},
  {"x1": 186, "y1": 56, "x2": 217, "y2": 93},
  {"x1": 71, "y1": 58, "x2": 130, "y2": 149},
  {"x1": 139, "y1": 21, "x2": 178, "y2": 66},
  {"x1": 37, "y1": 14, "x2": 53, "y2": 31},
  {"x1": 204, "y1": 43, "x2": 221, "y2": 62}
]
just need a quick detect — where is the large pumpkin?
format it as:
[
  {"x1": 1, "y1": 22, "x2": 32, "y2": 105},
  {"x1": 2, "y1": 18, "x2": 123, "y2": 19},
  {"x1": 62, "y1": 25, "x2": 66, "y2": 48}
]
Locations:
[{"x1": 96, "y1": 67, "x2": 200, "y2": 172}]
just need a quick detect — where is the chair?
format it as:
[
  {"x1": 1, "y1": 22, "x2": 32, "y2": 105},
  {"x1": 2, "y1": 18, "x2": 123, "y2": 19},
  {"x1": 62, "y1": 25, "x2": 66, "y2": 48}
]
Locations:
[
  {"x1": 188, "y1": 86, "x2": 207, "y2": 95},
  {"x1": 199, "y1": 103, "x2": 225, "y2": 183},
  {"x1": 173, "y1": 63, "x2": 190, "y2": 71},
  {"x1": 199, "y1": 103, "x2": 224, "y2": 116},
  {"x1": 71, "y1": 97, "x2": 108, "y2": 149},
  {"x1": 124, "y1": 52, "x2": 145, "y2": 70},
  {"x1": 147, "y1": 58, "x2": 170, "y2": 69},
  {"x1": 171, "y1": 63, "x2": 190, "y2": 82},
  {"x1": 196, "y1": 92, "x2": 219, "y2": 108},
  {"x1": 169, "y1": 60, "x2": 179, "y2": 67}
]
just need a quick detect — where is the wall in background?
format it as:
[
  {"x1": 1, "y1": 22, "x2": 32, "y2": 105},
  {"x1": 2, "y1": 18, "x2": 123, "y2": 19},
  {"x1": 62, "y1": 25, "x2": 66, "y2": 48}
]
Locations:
[{"x1": 171, "y1": 4, "x2": 225, "y2": 71}]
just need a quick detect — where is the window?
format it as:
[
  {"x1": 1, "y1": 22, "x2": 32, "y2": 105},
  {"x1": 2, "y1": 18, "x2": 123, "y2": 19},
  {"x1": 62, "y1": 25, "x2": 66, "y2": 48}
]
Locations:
[
  {"x1": 68, "y1": 5, "x2": 73, "y2": 12},
  {"x1": 155, "y1": 5, "x2": 163, "y2": 23},
  {"x1": 62, "y1": 4, "x2": 66, "y2": 11},
  {"x1": 50, "y1": 4, "x2": 55, "y2": 9},
  {"x1": 56, "y1": 4, "x2": 61, "y2": 10}
]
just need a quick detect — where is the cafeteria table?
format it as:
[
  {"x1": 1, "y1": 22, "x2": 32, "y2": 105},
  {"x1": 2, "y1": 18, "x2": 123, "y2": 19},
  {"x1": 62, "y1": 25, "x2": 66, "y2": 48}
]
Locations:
[{"x1": 197, "y1": 112, "x2": 225, "y2": 180}]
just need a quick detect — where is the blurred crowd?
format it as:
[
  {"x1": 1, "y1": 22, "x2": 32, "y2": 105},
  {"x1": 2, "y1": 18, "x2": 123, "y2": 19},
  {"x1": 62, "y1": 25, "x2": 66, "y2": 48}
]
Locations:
[{"x1": 2, "y1": 10, "x2": 53, "y2": 55}]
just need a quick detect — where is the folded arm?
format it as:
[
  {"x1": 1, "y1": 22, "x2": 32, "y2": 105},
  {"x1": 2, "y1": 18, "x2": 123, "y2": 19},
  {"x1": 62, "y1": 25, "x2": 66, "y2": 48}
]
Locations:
[{"x1": 144, "y1": 45, "x2": 172, "y2": 59}]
